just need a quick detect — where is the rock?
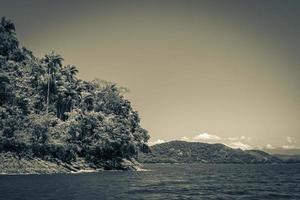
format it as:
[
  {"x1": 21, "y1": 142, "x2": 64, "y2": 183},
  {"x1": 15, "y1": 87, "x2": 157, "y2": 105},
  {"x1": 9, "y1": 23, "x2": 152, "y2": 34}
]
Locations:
[
  {"x1": 0, "y1": 152, "x2": 145, "y2": 174},
  {"x1": 0, "y1": 152, "x2": 71, "y2": 174},
  {"x1": 120, "y1": 158, "x2": 140, "y2": 171}
]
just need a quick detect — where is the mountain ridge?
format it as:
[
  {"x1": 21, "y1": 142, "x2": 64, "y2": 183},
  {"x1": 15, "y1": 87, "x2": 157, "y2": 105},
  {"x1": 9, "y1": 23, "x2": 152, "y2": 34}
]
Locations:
[{"x1": 139, "y1": 140, "x2": 295, "y2": 164}]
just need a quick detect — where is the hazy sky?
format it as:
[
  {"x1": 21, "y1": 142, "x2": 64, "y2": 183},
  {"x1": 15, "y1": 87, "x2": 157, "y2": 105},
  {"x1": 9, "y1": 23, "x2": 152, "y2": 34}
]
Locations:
[{"x1": 1, "y1": 0, "x2": 299, "y2": 149}]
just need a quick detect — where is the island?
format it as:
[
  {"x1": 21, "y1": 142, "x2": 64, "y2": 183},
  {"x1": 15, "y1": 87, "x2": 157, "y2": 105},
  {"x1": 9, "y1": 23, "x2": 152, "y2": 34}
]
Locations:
[{"x1": 0, "y1": 17, "x2": 150, "y2": 174}]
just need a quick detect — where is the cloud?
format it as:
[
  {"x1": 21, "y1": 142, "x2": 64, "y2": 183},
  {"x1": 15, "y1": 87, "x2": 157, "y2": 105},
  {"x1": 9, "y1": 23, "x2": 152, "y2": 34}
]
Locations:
[
  {"x1": 228, "y1": 136, "x2": 251, "y2": 141},
  {"x1": 265, "y1": 144, "x2": 275, "y2": 149},
  {"x1": 282, "y1": 145, "x2": 297, "y2": 149},
  {"x1": 180, "y1": 136, "x2": 190, "y2": 141},
  {"x1": 229, "y1": 142, "x2": 252, "y2": 150},
  {"x1": 148, "y1": 139, "x2": 165, "y2": 146},
  {"x1": 286, "y1": 136, "x2": 294, "y2": 144},
  {"x1": 193, "y1": 132, "x2": 220, "y2": 141},
  {"x1": 240, "y1": 136, "x2": 246, "y2": 140},
  {"x1": 228, "y1": 137, "x2": 239, "y2": 141},
  {"x1": 281, "y1": 137, "x2": 298, "y2": 149}
]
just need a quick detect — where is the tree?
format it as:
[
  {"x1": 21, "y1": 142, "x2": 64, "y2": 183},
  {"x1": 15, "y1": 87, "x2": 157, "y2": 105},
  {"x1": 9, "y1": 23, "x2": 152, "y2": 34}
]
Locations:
[
  {"x1": 43, "y1": 52, "x2": 63, "y2": 114},
  {"x1": 0, "y1": 71, "x2": 11, "y2": 105},
  {"x1": 0, "y1": 17, "x2": 19, "y2": 59}
]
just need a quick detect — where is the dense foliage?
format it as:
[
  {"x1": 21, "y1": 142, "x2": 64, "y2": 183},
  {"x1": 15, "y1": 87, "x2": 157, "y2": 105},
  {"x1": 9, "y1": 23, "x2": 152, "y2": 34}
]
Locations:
[{"x1": 0, "y1": 17, "x2": 149, "y2": 167}]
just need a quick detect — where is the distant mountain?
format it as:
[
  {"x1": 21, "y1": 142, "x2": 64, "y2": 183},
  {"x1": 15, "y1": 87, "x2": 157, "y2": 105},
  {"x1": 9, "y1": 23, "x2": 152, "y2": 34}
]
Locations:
[
  {"x1": 139, "y1": 141, "x2": 282, "y2": 164},
  {"x1": 264, "y1": 148, "x2": 300, "y2": 156},
  {"x1": 272, "y1": 154, "x2": 300, "y2": 163}
]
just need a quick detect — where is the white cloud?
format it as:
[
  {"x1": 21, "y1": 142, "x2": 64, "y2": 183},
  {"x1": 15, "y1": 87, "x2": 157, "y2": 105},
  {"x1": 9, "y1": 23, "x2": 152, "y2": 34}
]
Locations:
[
  {"x1": 228, "y1": 137, "x2": 239, "y2": 141},
  {"x1": 229, "y1": 142, "x2": 252, "y2": 150},
  {"x1": 265, "y1": 144, "x2": 275, "y2": 149},
  {"x1": 282, "y1": 145, "x2": 296, "y2": 149},
  {"x1": 193, "y1": 132, "x2": 220, "y2": 141},
  {"x1": 227, "y1": 136, "x2": 251, "y2": 141},
  {"x1": 286, "y1": 136, "x2": 294, "y2": 144},
  {"x1": 148, "y1": 139, "x2": 165, "y2": 146},
  {"x1": 180, "y1": 136, "x2": 190, "y2": 141},
  {"x1": 239, "y1": 136, "x2": 252, "y2": 141}
]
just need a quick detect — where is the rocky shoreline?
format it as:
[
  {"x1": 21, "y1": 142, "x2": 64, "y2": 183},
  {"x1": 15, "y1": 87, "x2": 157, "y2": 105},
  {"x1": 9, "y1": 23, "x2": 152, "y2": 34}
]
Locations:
[{"x1": 0, "y1": 152, "x2": 142, "y2": 175}]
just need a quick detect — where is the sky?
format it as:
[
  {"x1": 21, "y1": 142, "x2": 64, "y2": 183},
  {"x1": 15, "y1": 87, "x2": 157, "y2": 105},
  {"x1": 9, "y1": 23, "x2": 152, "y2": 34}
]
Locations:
[{"x1": 1, "y1": 0, "x2": 299, "y2": 150}]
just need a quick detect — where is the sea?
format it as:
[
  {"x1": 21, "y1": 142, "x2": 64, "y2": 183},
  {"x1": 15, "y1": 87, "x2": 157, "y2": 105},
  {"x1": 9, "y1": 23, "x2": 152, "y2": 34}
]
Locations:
[{"x1": 0, "y1": 163, "x2": 299, "y2": 200}]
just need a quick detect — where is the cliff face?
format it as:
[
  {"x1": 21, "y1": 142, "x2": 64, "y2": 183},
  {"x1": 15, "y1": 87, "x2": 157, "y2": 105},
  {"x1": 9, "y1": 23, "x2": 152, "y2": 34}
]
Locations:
[
  {"x1": 0, "y1": 17, "x2": 149, "y2": 173},
  {"x1": 139, "y1": 141, "x2": 282, "y2": 164}
]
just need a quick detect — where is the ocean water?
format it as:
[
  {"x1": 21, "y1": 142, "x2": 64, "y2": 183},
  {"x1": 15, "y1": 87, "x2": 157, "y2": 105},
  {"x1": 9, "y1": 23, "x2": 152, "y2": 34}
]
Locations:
[{"x1": 0, "y1": 163, "x2": 299, "y2": 200}]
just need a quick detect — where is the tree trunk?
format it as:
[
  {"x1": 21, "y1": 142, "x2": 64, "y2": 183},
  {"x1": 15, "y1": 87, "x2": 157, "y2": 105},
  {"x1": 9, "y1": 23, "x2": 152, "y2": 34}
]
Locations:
[{"x1": 46, "y1": 68, "x2": 50, "y2": 114}]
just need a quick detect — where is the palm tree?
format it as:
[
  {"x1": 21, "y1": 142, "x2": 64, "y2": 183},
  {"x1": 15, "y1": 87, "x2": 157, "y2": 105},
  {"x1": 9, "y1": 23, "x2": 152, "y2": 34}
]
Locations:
[
  {"x1": 44, "y1": 51, "x2": 63, "y2": 114},
  {"x1": 64, "y1": 65, "x2": 78, "y2": 82},
  {"x1": 54, "y1": 65, "x2": 79, "y2": 119}
]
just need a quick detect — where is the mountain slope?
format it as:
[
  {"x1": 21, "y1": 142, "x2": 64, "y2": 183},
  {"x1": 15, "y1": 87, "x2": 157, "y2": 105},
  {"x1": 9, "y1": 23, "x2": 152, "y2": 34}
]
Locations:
[
  {"x1": 139, "y1": 141, "x2": 282, "y2": 164},
  {"x1": 264, "y1": 148, "x2": 300, "y2": 155},
  {"x1": 273, "y1": 154, "x2": 300, "y2": 163}
]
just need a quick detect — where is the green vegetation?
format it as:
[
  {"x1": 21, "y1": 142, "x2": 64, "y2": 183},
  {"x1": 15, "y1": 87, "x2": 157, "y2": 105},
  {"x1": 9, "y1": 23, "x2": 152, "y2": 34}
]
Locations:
[
  {"x1": 0, "y1": 17, "x2": 149, "y2": 170},
  {"x1": 139, "y1": 141, "x2": 282, "y2": 164}
]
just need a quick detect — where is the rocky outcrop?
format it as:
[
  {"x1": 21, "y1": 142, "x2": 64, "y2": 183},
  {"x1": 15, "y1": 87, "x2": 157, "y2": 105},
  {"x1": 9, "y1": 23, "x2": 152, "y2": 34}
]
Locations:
[
  {"x1": 0, "y1": 152, "x2": 142, "y2": 174},
  {"x1": 0, "y1": 152, "x2": 72, "y2": 174}
]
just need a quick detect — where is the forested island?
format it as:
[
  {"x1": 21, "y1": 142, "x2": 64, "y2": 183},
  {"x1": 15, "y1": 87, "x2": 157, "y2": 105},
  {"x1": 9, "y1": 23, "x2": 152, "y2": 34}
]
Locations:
[
  {"x1": 139, "y1": 141, "x2": 300, "y2": 164},
  {"x1": 0, "y1": 17, "x2": 150, "y2": 174}
]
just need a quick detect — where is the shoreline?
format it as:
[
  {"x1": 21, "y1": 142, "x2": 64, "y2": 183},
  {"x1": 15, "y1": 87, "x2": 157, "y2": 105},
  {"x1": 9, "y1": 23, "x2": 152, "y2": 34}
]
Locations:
[{"x1": 0, "y1": 152, "x2": 143, "y2": 175}]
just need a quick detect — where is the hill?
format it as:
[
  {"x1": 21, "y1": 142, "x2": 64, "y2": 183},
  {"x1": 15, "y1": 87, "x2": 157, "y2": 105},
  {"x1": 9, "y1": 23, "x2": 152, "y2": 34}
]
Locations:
[
  {"x1": 272, "y1": 154, "x2": 300, "y2": 163},
  {"x1": 0, "y1": 17, "x2": 149, "y2": 173},
  {"x1": 264, "y1": 148, "x2": 300, "y2": 156},
  {"x1": 139, "y1": 141, "x2": 282, "y2": 164}
]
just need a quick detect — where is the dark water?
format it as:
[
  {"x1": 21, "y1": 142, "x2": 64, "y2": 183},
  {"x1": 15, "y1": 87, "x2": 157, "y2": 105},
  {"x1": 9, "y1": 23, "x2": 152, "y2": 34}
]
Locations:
[{"x1": 0, "y1": 164, "x2": 300, "y2": 200}]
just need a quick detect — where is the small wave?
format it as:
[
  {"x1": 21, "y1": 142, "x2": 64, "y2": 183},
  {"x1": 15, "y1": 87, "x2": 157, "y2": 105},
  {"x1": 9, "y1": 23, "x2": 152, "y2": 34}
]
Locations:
[
  {"x1": 136, "y1": 168, "x2": 151, "y2": 172},
  {"x1": 71, "y1": 169, "x2": 99, "y2": 174}
]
